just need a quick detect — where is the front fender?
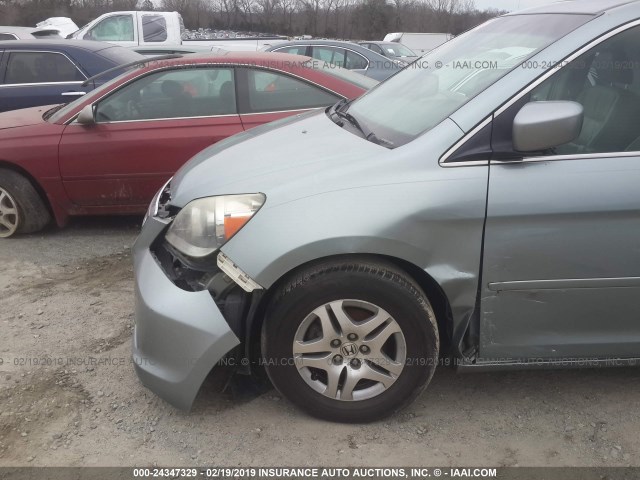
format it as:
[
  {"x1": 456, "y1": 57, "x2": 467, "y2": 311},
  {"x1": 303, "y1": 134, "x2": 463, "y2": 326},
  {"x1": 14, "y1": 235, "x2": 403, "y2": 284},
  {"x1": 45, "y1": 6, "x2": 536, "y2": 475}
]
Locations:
[{"x1": 221, "y1": 172, "x2": 488, "y2": 333}]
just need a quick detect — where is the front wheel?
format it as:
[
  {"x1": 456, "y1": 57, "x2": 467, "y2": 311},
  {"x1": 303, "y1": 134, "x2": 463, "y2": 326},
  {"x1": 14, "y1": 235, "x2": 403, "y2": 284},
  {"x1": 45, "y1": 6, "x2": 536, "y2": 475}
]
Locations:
[
  {"x1": 0, "y1": 169, "x2": 51, "y2": 238},
  {"x1": 262, "y1": 259, "x2": 439, "y2": 422}
]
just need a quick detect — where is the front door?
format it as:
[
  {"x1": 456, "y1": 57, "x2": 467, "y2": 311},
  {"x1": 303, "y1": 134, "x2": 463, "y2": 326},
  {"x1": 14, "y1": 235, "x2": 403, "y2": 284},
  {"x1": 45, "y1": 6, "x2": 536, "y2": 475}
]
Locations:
[
  {"x1": 59, "y1": 66, "x2": 243, "y2": 207},
  {"x1": 480, "y1": 25, "x2": 640, "y2": 361},
  {"x1": 83, "y1": 13, "x2": 138, "y2": 47}
]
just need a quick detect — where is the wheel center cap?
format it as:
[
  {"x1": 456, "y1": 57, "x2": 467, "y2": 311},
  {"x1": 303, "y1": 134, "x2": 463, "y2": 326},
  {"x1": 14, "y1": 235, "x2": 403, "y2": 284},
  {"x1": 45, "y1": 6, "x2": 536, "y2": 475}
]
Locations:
[{"x1": 340, "y1": 343, "x2": 358, "y2": 357}]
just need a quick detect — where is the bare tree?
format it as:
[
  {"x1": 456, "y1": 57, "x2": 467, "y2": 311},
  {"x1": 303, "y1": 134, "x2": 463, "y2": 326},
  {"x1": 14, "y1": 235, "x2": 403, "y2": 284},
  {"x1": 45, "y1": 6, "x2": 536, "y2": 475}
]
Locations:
[
  {"x1": 425, "y1": 0, "x2": 474, "y2": 31},
  {"x1": 277, "y1": 0, "x2": 298, "y2": 34},
  {"x1": 0, "y1": 0, "x2": 20, "y2": 24},
  {"x1": 298, "y1": 0, "x2": 321, "y2": 35},
  {"x1": 161, "y1": 0, "x2": 190, "y2": 11},
  {"x1": 351, "y1": 0, "x2": 391, "y2": 39},
  {"x1": 111, "y1": 0, "x2": 138, "y2": 9},
  {"x1": 388, "y1": 0, "x2": 415, "y2": 30},
  {"x1": 255, "y1": 0, "x2": 278, "y2": 31},
  {"x1": 216, "y1": 0, "x2": 240, "y2": 29},
  {"x1": 4, "y1": 0, "x2": 490, "y2": 39},
  {"x1": 238, "y1": 0, "x2": 255, "y2": 29}
]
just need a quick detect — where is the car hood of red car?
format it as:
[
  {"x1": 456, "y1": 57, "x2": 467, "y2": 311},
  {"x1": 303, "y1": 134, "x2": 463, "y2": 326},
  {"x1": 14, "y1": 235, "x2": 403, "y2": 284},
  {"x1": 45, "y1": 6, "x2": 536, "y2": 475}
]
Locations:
[{"x1": 0, "y1": 104, "x2": 58, "y2": 131}]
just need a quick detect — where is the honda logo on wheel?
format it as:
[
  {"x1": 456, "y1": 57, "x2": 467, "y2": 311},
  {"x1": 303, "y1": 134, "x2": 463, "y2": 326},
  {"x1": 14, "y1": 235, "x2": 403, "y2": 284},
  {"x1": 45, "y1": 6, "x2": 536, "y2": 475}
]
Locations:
[{"x1": 340, "y1": 343, "x2": 358, "y2": 357}]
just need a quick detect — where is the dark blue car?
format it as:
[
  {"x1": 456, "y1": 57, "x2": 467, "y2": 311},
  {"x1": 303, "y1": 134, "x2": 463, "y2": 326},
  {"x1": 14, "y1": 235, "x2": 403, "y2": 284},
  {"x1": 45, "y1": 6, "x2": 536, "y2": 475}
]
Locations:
[{"x1": 0, "y1": 40, "x2": 144, "y2": 113}]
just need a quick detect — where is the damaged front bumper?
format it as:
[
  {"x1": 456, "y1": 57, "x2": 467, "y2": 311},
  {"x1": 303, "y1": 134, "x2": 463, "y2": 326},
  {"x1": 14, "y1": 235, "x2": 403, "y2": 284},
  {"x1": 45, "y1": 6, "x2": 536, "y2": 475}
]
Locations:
[{"x1": 132, "y1": 215, "x2": 240, "y2": 410}]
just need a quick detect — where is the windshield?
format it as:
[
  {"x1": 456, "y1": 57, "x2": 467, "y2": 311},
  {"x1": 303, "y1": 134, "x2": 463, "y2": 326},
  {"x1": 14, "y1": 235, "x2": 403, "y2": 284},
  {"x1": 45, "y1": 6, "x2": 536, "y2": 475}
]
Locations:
[
  {"x1": 346, "y1": 14, "x2": 592, "y2": 147},
  {"x1": 48, "y1": 53, "x2": 161, "y2": 123},
  {"x1": 383, "y1": 44, "x2": 416, "y2": 57},
  {"x1": 310, "y1": 60, "x2": 378, "y2": 90},
  {"x1": 68, "y1": 21, "x2": 91, "y2": 38}
]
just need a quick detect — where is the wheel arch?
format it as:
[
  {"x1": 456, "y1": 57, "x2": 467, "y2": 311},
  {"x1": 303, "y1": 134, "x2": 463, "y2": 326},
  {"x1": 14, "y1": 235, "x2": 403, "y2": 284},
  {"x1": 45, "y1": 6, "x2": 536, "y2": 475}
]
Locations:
[
  {"x1": 0, "y1": 160, "x2": 51, "y2": 214},
  {"x1": 244, "y1": 253, "x2": 455, "y2": 368},
  {"x1": 0, "y1": 160, "x2": 67, "y2": 227}
]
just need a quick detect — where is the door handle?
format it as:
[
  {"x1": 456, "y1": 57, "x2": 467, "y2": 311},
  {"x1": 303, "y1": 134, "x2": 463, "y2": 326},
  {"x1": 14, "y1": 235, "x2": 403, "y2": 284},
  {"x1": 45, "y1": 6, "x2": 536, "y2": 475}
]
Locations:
[{"x1": 62, "y1": 91, "x2": 86, "y2": 97}]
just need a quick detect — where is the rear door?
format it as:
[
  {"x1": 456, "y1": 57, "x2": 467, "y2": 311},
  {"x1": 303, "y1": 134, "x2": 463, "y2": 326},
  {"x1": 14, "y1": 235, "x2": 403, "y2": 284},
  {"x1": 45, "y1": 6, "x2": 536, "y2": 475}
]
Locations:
[
  {"x1": 236, "y1": 67, "x2": 341, "y2": 130},
  {"x1": 311, "y1": 46, "x2": 344, "y2": 66},
  {"x1": 0, "y1": 50, "x2": 89, "y2": 112},
  {"x1": 310, "y1": 46, "x2": 369, "y2": 76},
  {"x1": 59, "y1": 66, "x2": 243, "y2": 207}
]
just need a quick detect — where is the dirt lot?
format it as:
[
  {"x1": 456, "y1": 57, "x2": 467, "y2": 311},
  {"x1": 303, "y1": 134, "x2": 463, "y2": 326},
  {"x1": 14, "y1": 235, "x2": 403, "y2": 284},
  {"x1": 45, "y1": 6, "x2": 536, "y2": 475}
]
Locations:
[{"x1": 1, "y1": 217, "x2": 639, "y2": 468}]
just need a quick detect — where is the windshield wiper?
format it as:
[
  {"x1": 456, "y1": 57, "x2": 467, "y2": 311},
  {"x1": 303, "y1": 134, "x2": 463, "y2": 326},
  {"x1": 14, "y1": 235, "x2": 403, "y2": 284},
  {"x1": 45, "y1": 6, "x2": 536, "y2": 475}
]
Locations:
[
  {"x1": 42, "y1": 104, "x2": 65, "y2": 120},
  {"x1": 328, "y1": 98, "x2": 349, "y2": 121},
  {"x1": 81, "y1": 54, "x2": 183, "y2": 87},
  {"x1": 330, "y1": 99, "x2": 394, "y2": 148}
]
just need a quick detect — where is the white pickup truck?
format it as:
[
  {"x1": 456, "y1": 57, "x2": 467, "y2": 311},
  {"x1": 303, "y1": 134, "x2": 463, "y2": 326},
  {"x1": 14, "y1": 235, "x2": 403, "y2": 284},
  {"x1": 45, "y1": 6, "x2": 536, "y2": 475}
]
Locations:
[{"x1": 67, "y1": 11, "x2": 287, "y2": 51}]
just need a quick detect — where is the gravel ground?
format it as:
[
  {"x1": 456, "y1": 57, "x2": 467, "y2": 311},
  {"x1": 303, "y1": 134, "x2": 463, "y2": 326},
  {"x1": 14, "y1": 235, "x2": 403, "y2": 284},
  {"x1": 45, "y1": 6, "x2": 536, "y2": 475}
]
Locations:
[{"x1": 1, "y1": 217, "x2": 639, "y2": 467}]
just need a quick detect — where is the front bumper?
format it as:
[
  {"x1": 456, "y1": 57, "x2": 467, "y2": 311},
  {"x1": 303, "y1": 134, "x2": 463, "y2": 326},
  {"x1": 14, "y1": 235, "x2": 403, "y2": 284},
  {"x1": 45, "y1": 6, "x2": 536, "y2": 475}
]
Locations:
[{"x1": 132, "y1": 216, "x2": 240, "y2": 410}]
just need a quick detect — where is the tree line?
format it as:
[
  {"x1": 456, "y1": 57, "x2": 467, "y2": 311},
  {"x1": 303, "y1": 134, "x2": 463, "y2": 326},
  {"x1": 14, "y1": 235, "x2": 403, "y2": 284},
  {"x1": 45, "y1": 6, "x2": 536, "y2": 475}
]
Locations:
[{"x1": 0, "y1": 0, "x2": 502, "y2": 40}]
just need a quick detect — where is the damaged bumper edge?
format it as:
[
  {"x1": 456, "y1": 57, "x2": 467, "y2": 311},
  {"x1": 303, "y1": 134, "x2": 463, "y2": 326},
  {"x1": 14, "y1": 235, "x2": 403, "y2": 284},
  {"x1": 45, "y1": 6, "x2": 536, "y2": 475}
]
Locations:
[
  {"x1": 132, "y1": 216, "x2": 240, "y2": 410},
  {"x1": 217, "y1": 252, "x2": 263, "y2": 292}
]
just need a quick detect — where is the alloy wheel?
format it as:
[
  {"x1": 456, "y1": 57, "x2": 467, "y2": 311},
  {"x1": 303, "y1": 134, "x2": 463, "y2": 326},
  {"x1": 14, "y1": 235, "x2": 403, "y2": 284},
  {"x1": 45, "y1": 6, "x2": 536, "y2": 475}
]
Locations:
[
  {"x1": 292, "y1": 299, "x2": 407, "y2": 401},
  {"x1": 0, "y1": 187, "x2": 19, "y2": 238}
]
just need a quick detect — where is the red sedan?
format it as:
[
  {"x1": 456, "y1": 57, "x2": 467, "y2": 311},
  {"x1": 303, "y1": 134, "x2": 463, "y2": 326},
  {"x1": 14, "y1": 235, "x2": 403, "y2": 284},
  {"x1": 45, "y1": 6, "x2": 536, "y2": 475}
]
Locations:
[{"x1": 0, "y1": 52, "x2": 376, "y2": 237}]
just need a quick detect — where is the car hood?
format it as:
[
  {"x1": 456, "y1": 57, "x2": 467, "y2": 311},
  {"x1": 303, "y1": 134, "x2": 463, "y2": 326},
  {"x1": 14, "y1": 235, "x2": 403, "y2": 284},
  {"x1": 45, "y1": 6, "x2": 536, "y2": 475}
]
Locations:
[
  {"x1": 170, "y1": 110, "x2": 386, "y2": 209},
  {"x1": 0, "y1": 104, "x2": 56, "y2": 130}
]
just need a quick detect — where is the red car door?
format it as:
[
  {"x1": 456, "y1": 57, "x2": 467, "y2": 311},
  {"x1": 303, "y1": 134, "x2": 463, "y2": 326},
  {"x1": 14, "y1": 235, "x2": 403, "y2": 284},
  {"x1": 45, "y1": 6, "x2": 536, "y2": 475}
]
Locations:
[
  {"x1": 237, "y1": 67, "x2": 341, "y2": 131},
  {"x1": 59, "y1": 66, "x2": 242, "y2": 207}
]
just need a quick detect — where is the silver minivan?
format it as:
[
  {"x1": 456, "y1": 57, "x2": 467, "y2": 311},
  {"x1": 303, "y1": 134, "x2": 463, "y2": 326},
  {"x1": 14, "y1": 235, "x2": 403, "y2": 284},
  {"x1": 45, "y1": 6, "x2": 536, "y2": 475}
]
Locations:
[{"x1": 133, "y1": 0, "x2": 640, "y2": 422}]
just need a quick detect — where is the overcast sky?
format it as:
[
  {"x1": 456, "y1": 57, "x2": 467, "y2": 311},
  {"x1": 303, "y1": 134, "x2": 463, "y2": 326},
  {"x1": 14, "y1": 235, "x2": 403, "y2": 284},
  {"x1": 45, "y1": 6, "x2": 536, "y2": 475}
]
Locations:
[{"x1": 474, "y1": 0, "x2": 562, "y2": 12}]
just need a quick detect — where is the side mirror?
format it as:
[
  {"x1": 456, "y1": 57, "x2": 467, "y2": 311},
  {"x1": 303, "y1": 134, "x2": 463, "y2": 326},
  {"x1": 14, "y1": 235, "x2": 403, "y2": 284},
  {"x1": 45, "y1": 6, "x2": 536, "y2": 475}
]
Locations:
[
  {"x1": 77, "y1": 105, "x2": 95, "y2": 125},
  {"x1": 513, "y1": 101, "x2": 583, "y2": 153}
]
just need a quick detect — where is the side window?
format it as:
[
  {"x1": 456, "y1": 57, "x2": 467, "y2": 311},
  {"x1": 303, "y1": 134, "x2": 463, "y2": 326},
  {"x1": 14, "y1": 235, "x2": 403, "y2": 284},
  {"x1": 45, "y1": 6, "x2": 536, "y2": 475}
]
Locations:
[
  {"x1": 275, "y1": 46, "x2": 307, "y2": 55},
  {"x1": 87, "y1": 15, "x2": 134, "y2": 42},
  {"x1": 0, "y1": 34, "x2": 17, "y2": 41},
  {"x1": 95, "y1": 67, "x2": 236, "y2": 122},
  {"x1": 345, "y1": 50, "x2": 368, "y2": 70},
  {"x1": 311, "y1": 46, "x2": 346, "y2": 68},
  {"x1": 370, "y1": 44, "x2": 384, "y2": 55},
  {"x1": 142, "y1": 15, "x2": 168, "y2": 43},
  {"x1": 5, "y1": 52, "x2": 85, "y2": 84},
  {"x1": 243, "y1": 68, "x2": 339, "y2": 113},
  {"x1": 526, "y1": 25, "x2": 640, "y2": 155}
]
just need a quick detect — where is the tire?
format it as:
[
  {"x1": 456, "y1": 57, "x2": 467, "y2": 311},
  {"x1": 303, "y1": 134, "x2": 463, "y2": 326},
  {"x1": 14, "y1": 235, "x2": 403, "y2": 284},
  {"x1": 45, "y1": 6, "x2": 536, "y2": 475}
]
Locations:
[
  {"x1": 262, "y1": 258, "x2": 439, "y2": 423},
  {"x1": 0, "y1": 168, "x2": 51, "y2": 238}
]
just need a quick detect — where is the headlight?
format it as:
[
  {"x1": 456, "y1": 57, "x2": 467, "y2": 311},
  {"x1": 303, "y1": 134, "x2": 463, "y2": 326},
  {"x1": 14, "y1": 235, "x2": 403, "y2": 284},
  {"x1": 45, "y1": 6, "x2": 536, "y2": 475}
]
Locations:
[{"x1": 165, "y1": 193, "x2": 265, "y2": 258}]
